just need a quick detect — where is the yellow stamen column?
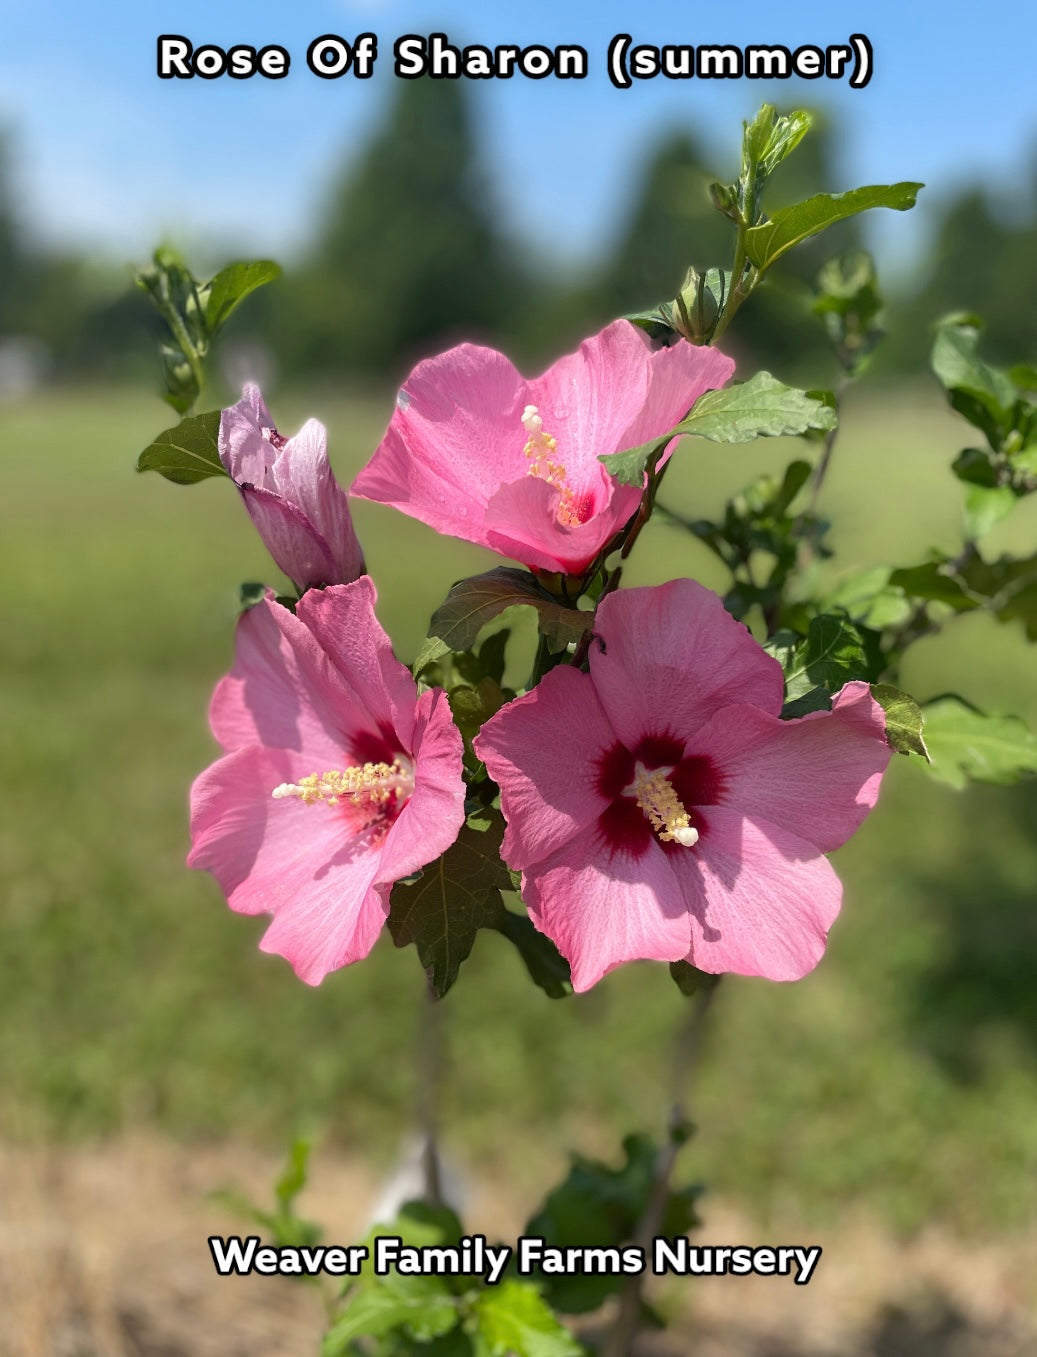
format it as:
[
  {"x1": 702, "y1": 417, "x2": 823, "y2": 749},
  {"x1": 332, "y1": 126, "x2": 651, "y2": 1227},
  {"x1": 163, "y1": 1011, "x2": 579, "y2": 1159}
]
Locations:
[
  {"x1": 272, "y1": 760, "x2": 412, "y2": 809},
  {"x1": 625, "y1": 764, "x2": 699, "y2": 847}
]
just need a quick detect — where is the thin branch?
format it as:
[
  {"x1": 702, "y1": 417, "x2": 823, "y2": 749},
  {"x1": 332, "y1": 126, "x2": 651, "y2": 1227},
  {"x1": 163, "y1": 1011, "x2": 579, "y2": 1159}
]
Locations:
[
  {"x1": 603, "y1": 979, "x2": 720, "y2": 1357},
  {"x1": 417, "y1": 974, "x2": 444, "y2": 1207},
  {"x1": 794, "y1": 374, "x2": 849, "y2": 574}
]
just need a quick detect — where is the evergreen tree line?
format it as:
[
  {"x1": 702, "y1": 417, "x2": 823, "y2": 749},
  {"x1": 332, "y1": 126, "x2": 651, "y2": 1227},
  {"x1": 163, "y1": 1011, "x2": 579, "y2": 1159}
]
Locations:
[{"x1": 1, "y1": 84, "x2": 1034, "y2": 392}]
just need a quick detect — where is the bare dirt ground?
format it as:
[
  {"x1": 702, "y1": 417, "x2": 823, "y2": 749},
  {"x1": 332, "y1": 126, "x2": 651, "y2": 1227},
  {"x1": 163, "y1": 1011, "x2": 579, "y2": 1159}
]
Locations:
[{"x1": 0, "y1": 1137, "x2": 1034, "y2": 1356}]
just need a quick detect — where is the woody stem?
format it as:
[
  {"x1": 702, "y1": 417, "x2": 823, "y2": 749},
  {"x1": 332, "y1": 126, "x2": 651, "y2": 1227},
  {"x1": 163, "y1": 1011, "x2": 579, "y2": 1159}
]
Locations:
[
  {"x1": 603, "y1": 978, "x2": 720, "y2": 1357},
  {"x1": 417, "y1": 974, "x2": 444, "y2": 1206}
]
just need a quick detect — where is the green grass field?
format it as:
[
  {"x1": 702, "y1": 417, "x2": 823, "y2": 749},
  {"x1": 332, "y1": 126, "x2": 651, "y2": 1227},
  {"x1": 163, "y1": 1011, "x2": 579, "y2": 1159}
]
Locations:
[{"x1": 2, "y1": 381, "x2": 1035, "y2": 1237}]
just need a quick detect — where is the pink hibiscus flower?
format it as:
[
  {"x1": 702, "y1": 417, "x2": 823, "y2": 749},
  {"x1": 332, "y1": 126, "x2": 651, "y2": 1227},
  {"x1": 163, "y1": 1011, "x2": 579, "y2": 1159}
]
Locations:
[
  {"x1": 188, "y1": 578, "x2": 466, "y2": 984},
  {"x1": 350, "y1": 321, "x2": 734, "y2": 576},
  {"x1": 220, "y1": 384, "x2": 365, "y2": 592},
  {"x1": 473, "y1": 580, "x2": 892, "y2": 991}
]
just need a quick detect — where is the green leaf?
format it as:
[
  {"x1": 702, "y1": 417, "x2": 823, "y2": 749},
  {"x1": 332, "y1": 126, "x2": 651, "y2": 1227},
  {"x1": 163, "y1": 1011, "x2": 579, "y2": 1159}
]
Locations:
[
  {"x1": 525, "y1": 1135, "x2": 700, "y2": 1316},
  {"x1": 1012, "y1": 444, "x2": 1037, "y2": 480},
  {"x1": 239, "y1": 581, "x2": 270, "y2": 611},
  {"x1": 675, "y1": 372, "x2": 838, "y2": 443},
  {"x1": 744, "y1": 183, "x2": 922, "y2": 273},
  {"x1": 600, "y1": 376, "x2": 834, "y2": 486},
  {"x1": 448, "y1": 681, "x2": 506, "y2": 743},
  {"x1": 975, "y1": 554, "x2": 1037, "y2": 641},
  {"x1": 743, "y1": 105, "x2": 812, "y2": 181},
  {"x1": 823, "y1": 567, "x2": 911, "y2": 629},
  {"x1": 136, "y1": 411, "x2": 226, "y2": 485},
  {"x1": 767, "y1": 613, "x2": 872, "y2": 717},
  {"x1": 426, "y1": 569, "x2": 590, "y2": 655},
  {"x1": 870, "y1": 685, "x2": 929, "y2": 760},
  {"x1": 668, "y1": 961, "x2": 719, "y2": 998},
  {"x1": 323, "y1": 1276, "x2": 458, "y2": 1353},
  {"x1": 964, "y1": 483, "x2": 1019, "y2": 538},
  {"x1": 203, "y1": 259, "x2": 282, "y2": 334},
  {"x1": 931, "y1": 321, "x2": 1016, "y2": 437},
  {"x1": 813, "y1": 251, "x2": 884, "y2": 373},
  {"x1": 324, "y1": 1204, "x2": 467, "y2": 1354},
  {"x1": 276, "y1": 1138, "x2": 312, "y2": 1212},
  {"x1": 917, "y1": 696, "x2": 1037, "y2": 790},
  {"x1": 494, "y1": 912, "x2": 572, "y2": 999},
  {"x1": 388, "y1": 814, "x2": 512, "y2": 997},
  {"x1": 596, "y1": 436, "x2": 664, "y2": 488},
  {"x1": 952, "y1": 446, "x2": 999, "y2": 488},
  {"x1": 889, "y1": 560, "x2": 976, "y2": 611},
  {"x1": 1009, "y1": 363, "x2": 1037, "y2": 392},
  {"x1": 472, "y1": 1280, "x2": 582, "y2": 1357}
]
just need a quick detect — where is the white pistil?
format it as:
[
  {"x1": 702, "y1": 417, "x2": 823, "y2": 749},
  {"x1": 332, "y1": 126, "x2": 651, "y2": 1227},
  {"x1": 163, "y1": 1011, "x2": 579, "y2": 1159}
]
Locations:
[
  {"x1": 521, "y1": 404, "x2": 544, "y2": 437},
  {"x1": 624, "y1": 763, "x2": 699, "y2": 848}
]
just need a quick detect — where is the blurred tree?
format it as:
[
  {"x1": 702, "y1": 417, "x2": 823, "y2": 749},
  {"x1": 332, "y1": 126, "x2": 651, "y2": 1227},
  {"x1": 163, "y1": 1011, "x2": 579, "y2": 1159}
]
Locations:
[
  {"x1": 882, "y1": 185, "x2": 1037, "y2": 373},
  {"x1": 0, "y1": 130, "x2": 30, "y2": 333},
  {"x1": 270, "y1": 80, "x2": 523, "y2": 383},
  {"x1": 593, "y1": 128, "x2": 732, "y2": 320},
  {"x1": 535, "y1": 113, "x2": 859, "y2": 384}
]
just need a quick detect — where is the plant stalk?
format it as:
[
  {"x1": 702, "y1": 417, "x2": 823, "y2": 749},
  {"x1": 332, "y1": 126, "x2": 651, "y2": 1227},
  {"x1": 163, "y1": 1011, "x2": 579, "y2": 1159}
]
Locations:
[
  {"x1": 417, "y1": 974, "x2": 445, "y2": 1207},
  {"x1": 603, "y1": 978, "x2": 720, "y2": 1357}
]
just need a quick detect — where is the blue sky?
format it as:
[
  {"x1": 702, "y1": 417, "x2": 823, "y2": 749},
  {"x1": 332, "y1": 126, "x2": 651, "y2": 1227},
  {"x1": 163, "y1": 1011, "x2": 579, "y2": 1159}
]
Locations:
[{"x1": 2, "y1": 0, "x2": 1035, "y2": 277}]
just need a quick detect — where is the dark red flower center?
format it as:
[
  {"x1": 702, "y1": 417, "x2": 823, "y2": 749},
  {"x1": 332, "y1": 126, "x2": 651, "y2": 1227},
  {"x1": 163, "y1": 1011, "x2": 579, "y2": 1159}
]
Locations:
[{"x1": 595, "y1": 733, "x2": 726, "y2": 859}]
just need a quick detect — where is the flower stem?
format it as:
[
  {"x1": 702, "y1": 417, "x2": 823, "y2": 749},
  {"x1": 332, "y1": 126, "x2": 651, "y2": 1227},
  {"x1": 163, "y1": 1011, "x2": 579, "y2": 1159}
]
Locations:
[
  {"x1": 603, "y1": 978, "x2": 720, "y2": 1357},
  {"x1": 417, "y1": 974, "x2": 444, "y2": 1207},
  {"x1": 798, "y1": 374, "x2": 849, "y2": 555}
]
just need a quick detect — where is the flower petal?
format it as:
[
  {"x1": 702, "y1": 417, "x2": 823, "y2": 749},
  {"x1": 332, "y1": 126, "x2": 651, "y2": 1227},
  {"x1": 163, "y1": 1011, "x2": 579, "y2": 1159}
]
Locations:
[
  {"x1": 589, "y1": 579, "x2": 784, "y2": 748},
  {"x1": 527, "y1": 320, "x2": 654, "y2": 478},
  {"x1": 520, "y1": 832, "x2": 691, "y2": 992},
  {"x1": 475, "y1": 665, "x2": 618, "y2": 871},
  {"x1": 273, "y1": 418, "x2": 364, "y2": 585},
  {"x1": 377, "y1": 688, "x2": 467, "y2": 884},
  {"x1": 219, "y1": 383, "x2": 277, "y2": 487},
  {"x1": 619, "y1": 341, "x2": 735, "y2": 454},
  {"x1": 188, "y1": 744, "x2": 388, "y2": 984},
  {"x1": 669, "y1": 805, "x2": 842, "y2": 981},
  {"x1": 240, "y1": 485, "x2": 338, "y2": 592},
  {"x1": 295, "y1": 578, "x2": 422, "y2": 752},
  {"x1": 481, "y1": 475, "x2": 632, "y2": 575},
  {"x1": 691, "y1": 682, "x2": 892, "y2": 853},
  {"x1": 208, "y1": 595, "x2": 363, "y2": 759},
  {"x1": 350, "y1": 342, "x2": 527, "y2": 537}
]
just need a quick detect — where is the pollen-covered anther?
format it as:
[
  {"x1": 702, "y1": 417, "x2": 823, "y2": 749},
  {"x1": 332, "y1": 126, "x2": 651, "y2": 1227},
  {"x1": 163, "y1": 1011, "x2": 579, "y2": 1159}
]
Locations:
[
  {"x1": 272, "y1": 760, "x2": 412, "y2": 808},
  {"x1": 520, "y1": 405, "x2": 587, "y2": 528},
  {"x1": 625, "y1": 763, "x2": 699, "y2": 847}
]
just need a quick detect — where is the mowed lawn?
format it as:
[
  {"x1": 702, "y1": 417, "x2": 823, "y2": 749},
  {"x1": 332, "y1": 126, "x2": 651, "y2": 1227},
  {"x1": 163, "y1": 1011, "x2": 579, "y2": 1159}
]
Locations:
[{"x1": 2, "y1": 381, "x2": 1036, "y2": 1236}]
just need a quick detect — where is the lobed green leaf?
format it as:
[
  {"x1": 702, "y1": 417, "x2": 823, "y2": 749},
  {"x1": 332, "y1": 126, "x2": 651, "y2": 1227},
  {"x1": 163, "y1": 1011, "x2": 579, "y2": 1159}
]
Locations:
[
  {"x1": 472, "y1": 1280, "x2": 583, "y2": 1357},
  {"x1": 387, "y1": 814, "x2": 512, "y2": 997},
  {"x1": 524, "y1": 1134, "x2": 700, "y2": 1316},
  {"x1": 425, "y1": 569, "x2": 589, "y2": 655},
  {"x1": 917, "y1": 696, "x2": 1037, "y2": 790},
  {"x1": 931, "y1": 321, "x2": 1017, "y2": 439},
  {"x1": 767, "y1": 613, "x2": 873, "y2": 718},
  {"x1": 493, "y1": 912, "x2": 572, "y2": 999}
]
